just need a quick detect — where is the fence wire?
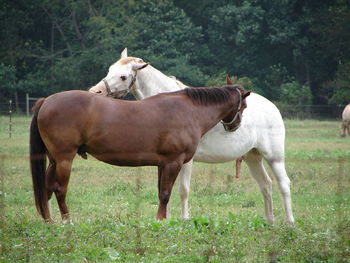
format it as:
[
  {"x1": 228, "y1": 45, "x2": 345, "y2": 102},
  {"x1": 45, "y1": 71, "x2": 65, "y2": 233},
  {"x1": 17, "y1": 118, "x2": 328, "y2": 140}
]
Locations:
[{"x1": 0, "y1": 98, "x2": 347, "y2": 120}]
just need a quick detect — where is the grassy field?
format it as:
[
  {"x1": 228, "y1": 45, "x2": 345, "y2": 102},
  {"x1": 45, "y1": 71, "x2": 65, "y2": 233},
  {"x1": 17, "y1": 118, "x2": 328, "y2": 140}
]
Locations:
[{"x1": 0, "y1": 115, "x2": 349, "y2": 262}]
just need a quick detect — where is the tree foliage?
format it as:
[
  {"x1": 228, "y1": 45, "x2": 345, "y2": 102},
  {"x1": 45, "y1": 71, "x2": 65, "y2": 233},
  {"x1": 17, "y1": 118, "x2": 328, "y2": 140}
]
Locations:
[{"x1": 0, "y1": 0, "x2": 349, "y2": 108}]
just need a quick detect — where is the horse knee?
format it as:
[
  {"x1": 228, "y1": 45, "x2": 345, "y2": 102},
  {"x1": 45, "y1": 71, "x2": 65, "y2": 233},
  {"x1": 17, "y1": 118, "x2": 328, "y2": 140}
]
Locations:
[
  {"x1": 279, "y1": 181, "x2": 291, "y2": 196},
  {"x1": 159, "y1": 191, "x2": 171, "y2": 205},
  {"x1": 179, "y1": 190, "x2": 188, "y2": 201},
  {"x1": 179, "y1": 183, "x2": 189, "y2": 200},
  {"x1": 260, "y1": 181, "x2": 272, "y2": 198},
  {"x1": 54, "y1": 185, "x2": 67, "y2": 201},
  {"x1": 274, "y1": 175, "x2": 291, "y2": 198}
]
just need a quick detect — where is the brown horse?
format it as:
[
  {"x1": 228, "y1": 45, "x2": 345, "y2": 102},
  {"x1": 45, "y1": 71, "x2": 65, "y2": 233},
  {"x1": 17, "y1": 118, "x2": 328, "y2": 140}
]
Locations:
[{"x1": 30, "y1": 87, "x2": 250, "y2": 222}]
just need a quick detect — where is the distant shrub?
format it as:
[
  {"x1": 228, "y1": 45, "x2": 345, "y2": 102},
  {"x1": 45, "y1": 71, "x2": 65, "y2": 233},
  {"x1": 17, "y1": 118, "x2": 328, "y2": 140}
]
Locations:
[
  {"x1": 280, "y1": 81, "x2": 312, "y2": 105},
  {"x1": 206, "y1": 72, "x2": 263, "y2": 94},
  {"x1": 329, "y1": 86, "x2": 350, "y2": 105},
  {"x1": 0, "y1": 63, "x2": 16, "y2": 98},
  {"x1": 328, "y1": 62, "x2": 350, "y2": 104}
]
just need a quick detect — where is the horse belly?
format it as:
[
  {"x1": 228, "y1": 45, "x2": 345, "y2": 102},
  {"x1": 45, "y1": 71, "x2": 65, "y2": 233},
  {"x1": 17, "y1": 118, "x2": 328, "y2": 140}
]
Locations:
[
  {"x1": 193, "y1": 124, "x2": 255, "y2": 163},
  {"x1": 88, "y1": 151, "x2": 161, "y2": 166}
]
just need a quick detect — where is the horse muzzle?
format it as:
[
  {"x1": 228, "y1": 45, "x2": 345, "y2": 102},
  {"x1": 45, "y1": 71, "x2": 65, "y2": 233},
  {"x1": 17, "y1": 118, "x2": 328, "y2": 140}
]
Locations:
[
  {"x1": 222, "y1": 122, "x2": 241, "y2": 132},
  {"x1": 89, "y1": 81, "x2": 107, "y2": 95},
  {"x1": 221, "y1": 112, "x2": 242, "y2": 132}
]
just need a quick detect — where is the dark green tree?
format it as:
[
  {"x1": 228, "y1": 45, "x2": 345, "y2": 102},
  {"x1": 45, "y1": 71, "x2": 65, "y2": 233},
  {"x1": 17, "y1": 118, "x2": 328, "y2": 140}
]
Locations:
[
  {"x1": 130, "y1": 0, "x2": 209, "y2": 85},
  {"x1": 1, "y1": 0, "x2": 350, "y2": 109}
]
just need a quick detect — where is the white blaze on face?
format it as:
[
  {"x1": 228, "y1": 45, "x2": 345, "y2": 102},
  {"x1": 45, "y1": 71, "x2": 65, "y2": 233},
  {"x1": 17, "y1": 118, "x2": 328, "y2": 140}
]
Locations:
[{"x1": 88, "y1": 63, "x2": 134, "y2": 97}]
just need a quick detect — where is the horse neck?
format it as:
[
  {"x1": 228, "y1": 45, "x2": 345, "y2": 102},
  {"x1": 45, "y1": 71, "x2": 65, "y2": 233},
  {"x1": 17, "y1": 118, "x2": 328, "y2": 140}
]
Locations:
[
  {"x1": 132, "y1": 65, "x2": 185, "y2": 99},
  {"x1": 192, "y1": 98, "x2": 238, "y2": 136}
]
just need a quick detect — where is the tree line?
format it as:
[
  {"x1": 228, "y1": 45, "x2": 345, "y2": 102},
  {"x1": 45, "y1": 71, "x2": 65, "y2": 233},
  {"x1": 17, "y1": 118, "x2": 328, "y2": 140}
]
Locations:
[{"x1": 1, "y1": 0, "x2": 349, "y2": 112}]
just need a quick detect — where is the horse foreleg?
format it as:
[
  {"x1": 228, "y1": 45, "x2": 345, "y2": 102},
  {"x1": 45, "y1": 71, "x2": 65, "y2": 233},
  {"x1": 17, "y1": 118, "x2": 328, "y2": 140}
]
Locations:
[
  {"x1": 156, "y1": 162, "x2": 182, "y2": 220},
  {"x1": 178, "y1": 160, "x2": 193, "y2": 219},
  {"x1": 54, "y1": 159, "x2": 73, "y2": 223},
  {"x1": 157, "y1": 166, "x2": 171, "y2": 217},
  {"x1": 340, "y1": 122, "x2": 346, "y2": 137},
  {"x1": 245, "y1": 151, "x2": 274, "y2": 224},
  {"x1": 268, "y1": 160, "x2": 295, "y2": 225}
]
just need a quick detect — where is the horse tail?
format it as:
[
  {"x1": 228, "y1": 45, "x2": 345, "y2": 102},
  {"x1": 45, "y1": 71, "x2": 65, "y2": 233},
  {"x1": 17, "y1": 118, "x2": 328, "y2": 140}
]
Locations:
[{"x1": 29, "y1": 98, "x2": 50, "y2": 219}]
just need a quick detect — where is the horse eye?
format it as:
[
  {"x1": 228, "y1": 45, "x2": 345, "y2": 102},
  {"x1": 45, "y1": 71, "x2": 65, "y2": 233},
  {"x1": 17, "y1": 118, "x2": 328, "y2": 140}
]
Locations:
[{"x1": 120, "y1": 76, "x2": 127, "y2": 81}]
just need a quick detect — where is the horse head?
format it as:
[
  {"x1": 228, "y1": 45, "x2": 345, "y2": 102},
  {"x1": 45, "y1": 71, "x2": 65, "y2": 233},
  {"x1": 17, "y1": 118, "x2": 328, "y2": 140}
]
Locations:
[
  {"x1": 89, "y1": 48, "x2": 148, "y2": 98},
  {"x1": 221, "y1": 83, "x2": 250, "y2": 132}
]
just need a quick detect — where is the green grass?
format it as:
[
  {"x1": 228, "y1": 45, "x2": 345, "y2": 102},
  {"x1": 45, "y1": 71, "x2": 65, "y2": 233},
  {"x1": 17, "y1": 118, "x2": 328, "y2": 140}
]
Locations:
[{"x1": 1, "y1": 116, "x2": 349, "y2": 262}]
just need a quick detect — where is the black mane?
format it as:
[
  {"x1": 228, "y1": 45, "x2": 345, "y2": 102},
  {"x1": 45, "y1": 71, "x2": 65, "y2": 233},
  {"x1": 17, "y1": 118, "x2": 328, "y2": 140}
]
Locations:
[{"x1": 172, "y1": 85, "x2": 243, "y2": 105}]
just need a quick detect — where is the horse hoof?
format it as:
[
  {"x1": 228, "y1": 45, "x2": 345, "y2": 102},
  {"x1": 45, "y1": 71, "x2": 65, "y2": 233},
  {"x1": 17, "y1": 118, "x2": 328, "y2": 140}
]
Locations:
[
  {"x1": 62, "y1": 218, "x2": 74, "y2": 225},
  {"x1": 44, "y1": 218, "x2": 54, "y2": 224}
]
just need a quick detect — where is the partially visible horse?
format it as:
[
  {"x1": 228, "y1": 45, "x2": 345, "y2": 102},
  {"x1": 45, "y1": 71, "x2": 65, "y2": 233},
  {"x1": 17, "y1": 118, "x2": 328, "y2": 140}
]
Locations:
[
  {"x1": 340, "y1": 104, "x2": 350, "y2": 137},
  {"x1": 30, "y1": 88, "x2": 249, "y2": 222},
  {"x1": 175, "y1": 74, "x2": 244, "y2": 179},
  {"x1": 225, "y1": 74, "x2": 244, "y2": 179},
  {"x1": 89, "y1": 48, "x2": 295, "y2": 225}
]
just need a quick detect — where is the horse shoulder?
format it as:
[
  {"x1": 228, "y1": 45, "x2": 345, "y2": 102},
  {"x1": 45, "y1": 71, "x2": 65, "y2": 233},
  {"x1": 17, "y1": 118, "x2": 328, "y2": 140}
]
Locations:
[{"x1": 157, "y1": 129, "x2": 199, "y2": 161}]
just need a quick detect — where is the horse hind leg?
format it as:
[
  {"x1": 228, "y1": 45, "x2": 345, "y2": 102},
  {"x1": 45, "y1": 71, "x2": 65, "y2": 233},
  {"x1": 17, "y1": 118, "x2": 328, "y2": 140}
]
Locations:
[
  {"x1": 244, "y1": 150, "x2": 274, "y2": 224},
  {"x1": 268, "y1": 159, "x2": 295, "y2": 225},
  {"x1": 45, "y1": 160, "x2": 56, "y2": 221},
  {"x1": 235, "y1": 157, "x2": 244, "y2": 178},
  {"x1": 53, "y1": 157, "x2": 73, "y2": 223}
]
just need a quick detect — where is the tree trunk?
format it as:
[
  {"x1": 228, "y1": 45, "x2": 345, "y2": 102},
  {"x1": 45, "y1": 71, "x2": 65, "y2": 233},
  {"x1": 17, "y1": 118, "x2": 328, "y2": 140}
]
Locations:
[
  {"x1": 72, "y1": 10, "x2": 86, "y2": 49},
  {"x1": 42, "y1": 5, "x2": 73, "y2": 56}
]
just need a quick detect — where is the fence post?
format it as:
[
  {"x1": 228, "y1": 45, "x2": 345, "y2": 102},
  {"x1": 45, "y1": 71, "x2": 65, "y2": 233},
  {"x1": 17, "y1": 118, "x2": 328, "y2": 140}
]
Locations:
[{"x1": 0, "y1": 155, "x2": 5, "y2": 242}]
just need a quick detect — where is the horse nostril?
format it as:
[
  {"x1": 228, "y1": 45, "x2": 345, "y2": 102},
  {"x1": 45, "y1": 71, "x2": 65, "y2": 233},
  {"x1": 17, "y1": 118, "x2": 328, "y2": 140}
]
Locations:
[{"x1": 97, "y1": 91, "x2": 102, "y2": 94}]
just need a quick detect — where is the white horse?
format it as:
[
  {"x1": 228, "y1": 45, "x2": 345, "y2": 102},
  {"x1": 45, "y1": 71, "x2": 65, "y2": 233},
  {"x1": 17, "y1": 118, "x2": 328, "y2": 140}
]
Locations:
[
  {"x1": 89, "y1": 49, "x2": 295, "y2": 225},
  {"x1": 340, "y1": 104, "x2": 350, "y2": 137}
]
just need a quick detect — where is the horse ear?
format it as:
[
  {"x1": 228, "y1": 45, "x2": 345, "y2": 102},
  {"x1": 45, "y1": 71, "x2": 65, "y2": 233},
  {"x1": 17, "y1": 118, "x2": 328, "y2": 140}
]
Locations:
[
  {"x1": 243, "y1": 91, "x2": 251, "y2": 99},
  {"x1": 226, "y1": 74, "x2": 234, "y2": 85},
  {"x1": 132, "y1": 62, "x2": 148, "y2": 71},
  {"x1": 121, "y1": 48, "x2": 128, "y2": 58}
]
